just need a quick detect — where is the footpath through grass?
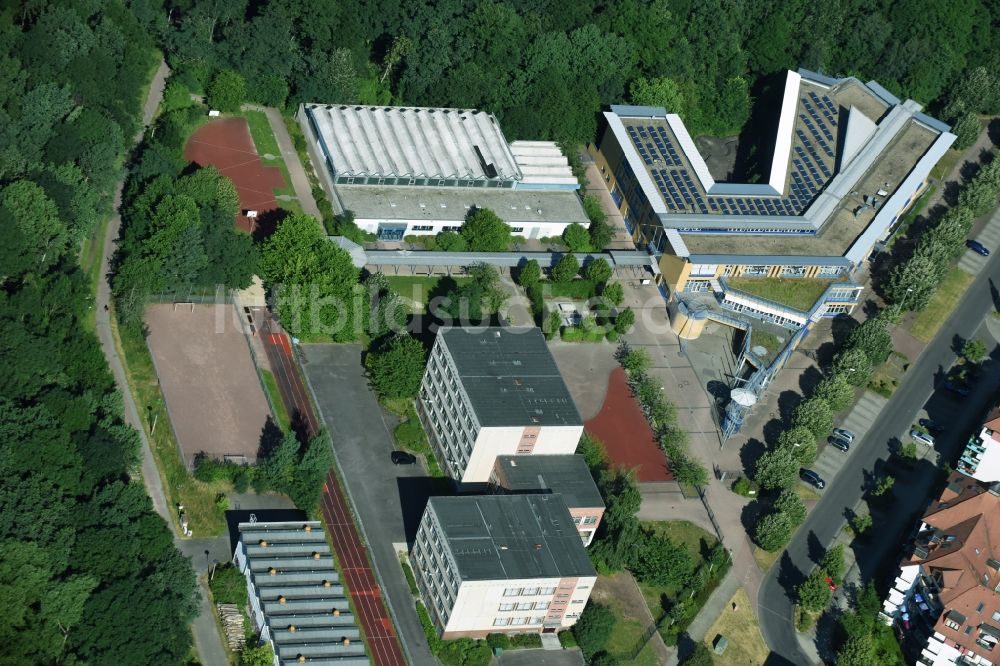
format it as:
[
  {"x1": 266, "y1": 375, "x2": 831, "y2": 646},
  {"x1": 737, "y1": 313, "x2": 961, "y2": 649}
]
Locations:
[
  {"x1": 727, "y1": 277, "x2": 833, "y2": 312},
  {"x1": 909, "y1": 268, "x2": 975, "y2": 342},
  {"x1": 115, "y1": 320, "x2": 226, "y2": 536}
]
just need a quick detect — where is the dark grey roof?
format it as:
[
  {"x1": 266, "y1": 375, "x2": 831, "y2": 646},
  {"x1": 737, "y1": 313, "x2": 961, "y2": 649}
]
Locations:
[
  {"x1": 237, "y1": 522, "x2": 369, "y2": 665},
  {"x1": 429, "y1": 495, "x2": 595, "y2": 581},
  {"x1": 494, "y1": 455, "x2": 603, "y2": 509},
  {"x1": 440, "y1": 327, "x2": 581, "y2": 427}
]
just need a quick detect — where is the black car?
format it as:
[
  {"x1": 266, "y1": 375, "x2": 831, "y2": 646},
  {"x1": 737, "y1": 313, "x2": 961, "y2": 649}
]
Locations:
[
  {"x1": 919, "y1": 418, "x2": 944, "y2": 435},
  {"x1": 391, "y1": 451, "x2": 417, "y2": 465},
  {"x1": 828, "y1": 434, "x2": 851, "y2": 452},
  {"x1": 967, "y1": 239, "x2": 990, "y2": 256},
  {"x1": 800, "y1": 469, "x2": 826, "y2": 489}
]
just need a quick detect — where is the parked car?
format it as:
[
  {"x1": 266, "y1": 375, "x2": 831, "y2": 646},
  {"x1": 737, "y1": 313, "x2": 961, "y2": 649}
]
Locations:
[
  {"x1": 826, "y1": 576, "x2": 838, "y2": 592},
  {"x1": 828, "y1": 434, "x2": 851, "y2": 452},
  {"x1": 943, "y1": 381, "x2": 971, "y2": 397},
  {"x1": 390, "y1": 451, "x2": 417, "y2": 465},
  {"x1": 831, "y1": 427, "x2": 856, "y2": 443},
  {"x1": 910, "y1": 430, "x2": 936, "y2": 447},
  {"x1": 800, "y1": 469, "x2": 826, "y2": 489},
  {"x1": 918, "y1": 418, "x2": 944, "y2": 435},
  {"x1": 967, "y1": 239, "x2": 991, "y2": 256}
]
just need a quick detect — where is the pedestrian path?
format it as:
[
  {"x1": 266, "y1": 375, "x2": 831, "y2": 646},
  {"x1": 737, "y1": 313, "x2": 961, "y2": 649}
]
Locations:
[
  {"x1": 811, "y1": 392, "x2": 888, "y2": 484},
  {"x1": 959, "y1": 207, "x2": 1000, "y2": 275}
]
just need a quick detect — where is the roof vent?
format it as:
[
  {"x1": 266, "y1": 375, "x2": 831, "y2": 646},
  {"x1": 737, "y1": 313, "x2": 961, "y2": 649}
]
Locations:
[
  {"x1": 313, "y1": 552, "x2": 322, "y2": 560},
  {"x1": 534, "y1": 543, "x2": 543, "y2": 550},
  {"x1": 259, "y1": 540, "x2": 268, "y2": 548},
  {"x1": 333, "y1": 608, "x2": 341, "y2": 616},
  {"x1": 323, "y1": 580, "x2": 332, "y2": 587},
  {"x1": 297, "y1": 656, "x2": 306, "y2": 663},
  {"x1": 342, "y1": 638, "x2": 351, "y2": 646},
  {"x1": 500, "y1": 545, "x2": 509, "y2": 550},
  {"x1": 304, "y1": 524, "x2": 312, "y2": 532},
  {"x1": 494, "y1": 331, "x2": 502, "y2": 338},
  {"x1": 268, "y1": 567, "x2": 278, "y2": 576},
  {"x1": 288, "y1": 625, "x2": 297, "y2": 632},
  {"x1": 278, "y1": 596, "x2": 287, "y2": 604}
]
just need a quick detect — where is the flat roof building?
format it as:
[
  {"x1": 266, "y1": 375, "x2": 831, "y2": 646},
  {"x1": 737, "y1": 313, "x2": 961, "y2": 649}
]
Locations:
[
  {"x1": 411, "y1": 494, "x2": 596, "y2": 639},
  {"x1": 490, "y1": 455, "x2": 605, "y2": 546},
  {"x1": 233, "y1": 521, "x2": 369, "y2": 666},
  {"x1": 298, "y1": 104, "x2": 584, "y2": 241},
  {"x1": 417, "y1": 327, "x2": 584, "y2": 485},
  {"x1": 592, "y1": 68, "x2": 955, "y2": 324},
  {"x1": 880, "y1": 474, "x2": 1000, "y2": 665}
]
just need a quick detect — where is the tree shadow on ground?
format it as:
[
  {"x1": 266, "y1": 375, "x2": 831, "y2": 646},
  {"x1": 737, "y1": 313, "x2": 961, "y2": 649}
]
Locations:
[
  {"x1": 740, "y1": 437, "x2": 768, "y2": 478},
  {"x1": 674, "y1": 632, "x2": 700, "y2": 664},
  {"x1": 798, "y1": 366, "x2": 824, "y2": 396},
  {"x1": 251, "y1": 208, "x2": 288, "y2": 241},
  {"x1": 761, "y1": 417, "x2": 787, "y2": 446},
  {"x1": 989, "y1": 119, "x2": 1000, "y2": 147},
  {"x1": 813, "y1": 340, "x2": 837, "y2": 368},
  {"x1": 256, "y1": 416, "x2": 284, "y2": 458},
  {"x1": 814, "y1": 606, "x2": 843, "y2": 664},
  {"x1": 740, "y1": 498, "x2": 766, "y2": 534},
  {"x1": 830, "y1": 314, "x2": 860, "y2": 350},
  {"x1": 777, "y1": 389, "x2": 803, "y2": 425},
  {"x1": 776, "y1": 551, "x2": 806, "y2": 602},
  {"x1": 806, "y1": 530, "x2": 825, "y2": 565}
]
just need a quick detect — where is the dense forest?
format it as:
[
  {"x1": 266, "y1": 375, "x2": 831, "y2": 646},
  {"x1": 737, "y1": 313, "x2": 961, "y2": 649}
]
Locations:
[
  {"x1": 0, "y1": 2, "x2": 198, "y2": 664},
  {"x1": 147, "y1": 0, "x2": 999, "y2": 145}
]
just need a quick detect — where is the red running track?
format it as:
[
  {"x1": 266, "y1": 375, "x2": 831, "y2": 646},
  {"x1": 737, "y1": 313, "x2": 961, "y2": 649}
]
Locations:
[
  {"x1": 257, "y1": 313, "x2": 320, "y2": 439},
  {"x1": 322, "y1": 470, "x2": 407, "y2": 666},
  {"x1": 585, "y1": 367, "x2": 673, "y2": 482}
]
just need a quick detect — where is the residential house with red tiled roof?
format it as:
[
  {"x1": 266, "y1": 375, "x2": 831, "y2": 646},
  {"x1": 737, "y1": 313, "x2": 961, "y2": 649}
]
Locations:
[{"x1": 881, "y1": 472, "x2": 1000, "y2": 665}]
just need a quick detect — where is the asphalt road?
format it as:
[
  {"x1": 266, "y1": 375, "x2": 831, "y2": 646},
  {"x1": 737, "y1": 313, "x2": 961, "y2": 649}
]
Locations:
[
  {"x1": 299, "y1": 344, "x2": 436, "y2": 666},
  {"x1": 758, "y1": 255, "x2": 1000, "y2": 665}
]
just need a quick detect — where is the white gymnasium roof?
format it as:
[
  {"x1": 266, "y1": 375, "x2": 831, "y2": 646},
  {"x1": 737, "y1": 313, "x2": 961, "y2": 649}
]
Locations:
[
  {"x1": 509, "y1": 140, "x2": 579, "y2": 187},
  {"x1": 305, "y1": 104, "x2": 522, "y2": 182}
]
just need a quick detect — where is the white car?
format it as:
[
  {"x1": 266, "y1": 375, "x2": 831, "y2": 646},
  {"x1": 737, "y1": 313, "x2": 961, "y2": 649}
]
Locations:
[{"x1": 910, "y1": 429, "x2": 935, "y2": 447}]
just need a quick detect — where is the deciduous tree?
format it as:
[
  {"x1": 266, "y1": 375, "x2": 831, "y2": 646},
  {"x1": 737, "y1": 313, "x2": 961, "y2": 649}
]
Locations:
[
  {"x1": 461, "y1": 208, "x2": 511, "y2": 251},
  {"x1": 562, "y1": 222, "x2": 591, "y2": 252},
  {"x1": 207, "y1": 69, "x2": 247, "y2": 112},
  {"x1": 552, "y1": 254, "x2": 580, "y2": 283},
  {"x1": 754, "y1": 445, "x2": 797, "y2": 490},
  {"x1": 797, "y1": 567, "x2": 832, "y2": 612},
  {"x1": 791, "y1": 397, "x2": 833, "y2": 440},
  {"x1": 366, "y1": 335, "x2": 426, "y2": 400},
  {"x1": 584, "y1": 258, "x2": 613, "y2": 285}
]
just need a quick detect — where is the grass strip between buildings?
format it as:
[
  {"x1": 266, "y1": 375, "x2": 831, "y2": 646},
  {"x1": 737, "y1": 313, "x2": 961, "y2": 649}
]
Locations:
[
  {"x1": 909, "y1": 267, "x2": 975, "y2": 342},
  {"x1": 259, "y1": 368, "x2": 291, "y2": 431}
]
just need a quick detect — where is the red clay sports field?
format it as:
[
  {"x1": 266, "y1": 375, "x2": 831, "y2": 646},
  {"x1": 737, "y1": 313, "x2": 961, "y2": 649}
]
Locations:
[
  {"x1": 184, "y1": 117, "x2": 284, "y2": 233},
  {"x1": 585, "y1": 367, "x2": 673, "y2": 482}
]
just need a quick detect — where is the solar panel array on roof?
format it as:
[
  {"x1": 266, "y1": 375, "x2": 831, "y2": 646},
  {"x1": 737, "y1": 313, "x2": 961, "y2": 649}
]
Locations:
[{"x1": 624, "y1": 89, "x2": 841, "y2": 218}]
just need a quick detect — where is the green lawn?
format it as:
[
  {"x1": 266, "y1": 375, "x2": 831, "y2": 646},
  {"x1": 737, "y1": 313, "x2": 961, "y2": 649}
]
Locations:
[
  {"x1": 909, "y1": 268, "x2": 975, "y2": 342},
  {"x1": 385, "y1": 275, "x2": 471, "y2": 313},
  {"x1": 237, "y1": 109, "x2": 301, "y2": 212},
  {"x1": 260, "y1": 369, "x2": 290, "y2": 430},
  {"x1": 930, "y1": 147, "x2": 962, "y2": 182},
  {"x1": 635, "y1": 521, "x2": 728, "y2": 645},
  {"x1": 727, "y1": 277, "x2": 833, "y2": 312},
  {"x1": 602, "y1": 589, "x2": 655, "y2": 660}
]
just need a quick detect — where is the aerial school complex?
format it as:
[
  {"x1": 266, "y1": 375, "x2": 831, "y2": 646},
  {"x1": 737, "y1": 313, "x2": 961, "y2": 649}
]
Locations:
[{"x1": 591, "y1": 68, "x2": 956, "y2": 328}]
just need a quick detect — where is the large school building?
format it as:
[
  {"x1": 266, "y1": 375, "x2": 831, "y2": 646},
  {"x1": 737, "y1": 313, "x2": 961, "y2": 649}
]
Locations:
[{"x1": 591, "y1": 69, "x2": 956, "y2": 323}]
